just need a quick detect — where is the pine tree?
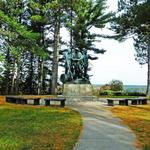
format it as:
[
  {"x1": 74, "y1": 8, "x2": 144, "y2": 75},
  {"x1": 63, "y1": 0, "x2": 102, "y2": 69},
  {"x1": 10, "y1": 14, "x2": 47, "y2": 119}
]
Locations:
[
  {"x1": 0, "y1": 0, "x2": 112, "y2": 94},
  {"x1": 64, "y1": 0, "x2": 112, "y2": 79}
]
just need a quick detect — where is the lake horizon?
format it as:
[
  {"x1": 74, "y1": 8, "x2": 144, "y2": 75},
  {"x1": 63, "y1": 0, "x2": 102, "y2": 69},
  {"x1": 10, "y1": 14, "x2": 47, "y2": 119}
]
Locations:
[{"x1": 93, "y1": 84, "x2": 147, "y2": 93}]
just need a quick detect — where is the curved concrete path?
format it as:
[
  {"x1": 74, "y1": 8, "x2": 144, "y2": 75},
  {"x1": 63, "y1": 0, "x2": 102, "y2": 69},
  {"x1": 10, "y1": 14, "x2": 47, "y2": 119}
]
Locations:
[{"x1": 69, "y1": 102, "x2": 141, "y2": 150}]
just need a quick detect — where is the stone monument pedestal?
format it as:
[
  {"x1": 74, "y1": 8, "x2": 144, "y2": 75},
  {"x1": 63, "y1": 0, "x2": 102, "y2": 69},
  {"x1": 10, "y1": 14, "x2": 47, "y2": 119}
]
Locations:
[{"x1": 63, "y1": 84, "x2": 94, "y2": 102}]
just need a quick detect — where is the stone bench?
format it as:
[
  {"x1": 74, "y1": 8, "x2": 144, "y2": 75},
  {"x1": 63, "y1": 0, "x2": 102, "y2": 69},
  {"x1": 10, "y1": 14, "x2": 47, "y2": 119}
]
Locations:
[
  {"x1": 44, "y1": 98, "x2": 66, "y2": 107},
  {"x1": 6, "y1": 96, "x2": 40, "y2": 105},
  {"x1": 129, "y1": 98, "x2": 147, "y2": 105},
  {"x1": 107, "y1": 99, "x2": 128, "y2": 106},
  {"x1": 107, "y1": 97, "x2": 147, "y2": 106}
]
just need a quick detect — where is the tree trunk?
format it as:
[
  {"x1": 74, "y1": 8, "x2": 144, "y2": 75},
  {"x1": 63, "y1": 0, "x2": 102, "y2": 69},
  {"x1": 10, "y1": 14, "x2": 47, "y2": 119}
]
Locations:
[
  {"x1": 51, "y1": 11, "x2": 61, "y2": 95},
  {"x1": 29, "y1": 52, "x2": 34, "y2": 94},
  {"x1": 70, "y1": 0, "x2": 73, "y2": 50},
  {"x1": 10, "y1": 61, "x2": 16, "y2": 94},
  {"x1": 38, "y1": 57, "x2": 44, "y2": 95},
  {"x1": 5, "y1": 49, "x2": 11, "y2": 95},
  {"x1": 146, "y1": 37, "x2": 150, "y2": 96},
  {"x1": 15, "y1": 61, "x2": 20, "y2": 95}
]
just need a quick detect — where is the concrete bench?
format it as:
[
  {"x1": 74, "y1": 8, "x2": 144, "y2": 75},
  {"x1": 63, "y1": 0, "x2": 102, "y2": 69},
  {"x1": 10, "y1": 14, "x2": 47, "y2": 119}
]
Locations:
[
  {"x1": 107, "y1": 97, "x2": 147, "y2": 106},
  {"x1": 129, "y1": 98, "x2": 147, "y2": 105},
  {"x1": 44, "y1": 98, "x2": 66, "y2": 107},
  {"x1": 6, "y1": 96, "x2": 40, "y2": 105},
  {"x1": 107, "y1": 99, "x2": 128, "y2": 106}
]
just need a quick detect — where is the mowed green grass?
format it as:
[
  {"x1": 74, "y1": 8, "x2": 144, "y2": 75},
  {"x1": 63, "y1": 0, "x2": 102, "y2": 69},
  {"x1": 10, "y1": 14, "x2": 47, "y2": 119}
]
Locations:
[{"x1": 0, "y1": 104, "x2": 82, "y2": 150}]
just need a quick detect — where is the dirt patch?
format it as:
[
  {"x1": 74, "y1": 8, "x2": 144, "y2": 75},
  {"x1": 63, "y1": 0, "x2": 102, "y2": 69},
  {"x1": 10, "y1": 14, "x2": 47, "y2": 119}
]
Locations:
[{"x1": 0, "y1": 96, "x2": 6, "y2": 104}]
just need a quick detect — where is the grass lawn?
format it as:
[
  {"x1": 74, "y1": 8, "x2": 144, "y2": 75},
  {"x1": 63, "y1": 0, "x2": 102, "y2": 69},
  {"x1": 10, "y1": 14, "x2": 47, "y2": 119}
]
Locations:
[
  {"x1": 0, "y1": 104, "x2": 82, "y2": 150},
  {"x1": 98, "y1": 95, "x2": 139, "y2": 98},
  {"x1": 111, "y1": 104, "x2": 150, "y2": 150}
]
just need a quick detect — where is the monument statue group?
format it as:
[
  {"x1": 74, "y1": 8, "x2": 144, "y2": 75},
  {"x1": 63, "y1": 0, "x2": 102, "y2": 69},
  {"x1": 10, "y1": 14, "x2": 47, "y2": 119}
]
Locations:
[
  {"x1": 60, "y1": 48, "x2": 90, "y2": 84},
  {"x1": 61, "y1": 48, "x2": 93, "y2": 100}
]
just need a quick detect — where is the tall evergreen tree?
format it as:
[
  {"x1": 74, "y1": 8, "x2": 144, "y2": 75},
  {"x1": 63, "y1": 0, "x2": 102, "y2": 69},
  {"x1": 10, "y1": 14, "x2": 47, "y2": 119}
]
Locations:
[
  {"x1": 64, "y1": 0, "x2": 112, "y2": 79},
  {"x1": 0, "y1": 0, "x2": 112, "y2": 95}
]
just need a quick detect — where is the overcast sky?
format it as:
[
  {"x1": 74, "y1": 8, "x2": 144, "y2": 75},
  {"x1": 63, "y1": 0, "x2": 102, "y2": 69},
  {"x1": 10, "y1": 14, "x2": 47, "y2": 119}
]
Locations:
[
  {"x1": 59, "y1": 0, "x2": 147, "y2": 85},
  {"x1": 90, "y1": 0, "x2": 147, "y2": 85}
]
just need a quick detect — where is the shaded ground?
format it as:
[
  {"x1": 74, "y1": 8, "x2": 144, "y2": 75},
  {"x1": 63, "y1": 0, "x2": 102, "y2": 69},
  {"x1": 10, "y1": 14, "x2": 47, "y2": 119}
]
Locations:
[{"x1": 69, "y1": 102, "x2": 141, "y2": 150}]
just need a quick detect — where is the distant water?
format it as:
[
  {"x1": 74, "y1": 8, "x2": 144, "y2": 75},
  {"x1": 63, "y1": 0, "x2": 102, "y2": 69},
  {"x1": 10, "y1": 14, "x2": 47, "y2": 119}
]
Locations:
[
  {"x1": 93, "y1": 84, "x2": 147, "y2": 93},
  {"x1": 124, "y1": 85, "x2": 146, "y2": 93}
]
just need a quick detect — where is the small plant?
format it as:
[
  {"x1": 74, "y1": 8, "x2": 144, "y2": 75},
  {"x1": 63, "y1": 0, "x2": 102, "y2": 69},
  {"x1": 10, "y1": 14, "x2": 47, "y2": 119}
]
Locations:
[
  {"x1": 56, "y1": 86, "x2": 63, "y2": 95},
  {"x1": 99, "y1": 90, "x2": 113, "y2": 96},
  {"x1": 127, "y1": 92, "x2": 146, "y2": 96},
  {"x1": 93, "y1": 87, "x2": 99, "y2": 96},
  {"x1": 99, "y1": 84, "x2": 111, "y2": 91},
  {"x1": 109, "y1": 80, "x2": 124, "y2": 91},
  {"x1": 144, "y1": 145, "x2": 150, "y2": 150},
  {"x1": 113, "y1": 91, "x2": 127, "y2": 96}
]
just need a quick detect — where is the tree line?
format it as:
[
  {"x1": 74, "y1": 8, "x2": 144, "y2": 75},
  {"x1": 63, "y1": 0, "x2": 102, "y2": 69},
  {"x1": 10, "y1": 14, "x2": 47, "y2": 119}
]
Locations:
[
  {"x1": 0, "y1": 0, "x2": 111, "y2": 95},
  {"x1": 0, "y1": 0, "x2": 150, "y2": 96}
]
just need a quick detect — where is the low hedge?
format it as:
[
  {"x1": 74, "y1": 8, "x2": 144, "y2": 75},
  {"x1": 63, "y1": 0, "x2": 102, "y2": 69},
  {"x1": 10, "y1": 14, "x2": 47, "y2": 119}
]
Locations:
[
  {"x1": 126, "y1": 92, "x2": 146, "y2": 96},
  {"x1": 99, "y1": 90, "x2": 113, "y2": 96},
  {"x1": 99, "y1": 90, "x2": 146, "y2": 96}
]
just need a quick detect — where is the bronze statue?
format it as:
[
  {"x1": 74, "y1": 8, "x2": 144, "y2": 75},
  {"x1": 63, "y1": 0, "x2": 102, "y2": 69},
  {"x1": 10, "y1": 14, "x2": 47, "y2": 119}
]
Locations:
[{"x1": 60, "y1": 48, "x2": 90, "y2": 84}]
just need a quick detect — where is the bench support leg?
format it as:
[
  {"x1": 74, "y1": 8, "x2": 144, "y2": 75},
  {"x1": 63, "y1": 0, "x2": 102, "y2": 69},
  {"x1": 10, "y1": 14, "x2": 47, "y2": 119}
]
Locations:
[
  {"x1": 16, "y1": 99, "x2": 21, "y2": 104},
  {"x1": 108, "y1": 100, "x2": 114, "y2": 106},
  {"x1": 119, "y1": 101, "x2": 126, "y2": 106},
  {"x1": 21, "y1": 99, "x2": 27, "y2": 104},
  {"x1": 131, "y1": 100, "x2": 138, "y2": 105},
  {"x1": 125, "y1": 100, "x2": 128, "y2": 106},
  {"x1": 34, "y1": 99, "x2": 40, "y2": 105},
  {"x1": 61, "y1": 101, "x2": 65, "y2": 107},
  {"x1": 7, "y1": 98, "x2": 16, "y2": 103},
  {"x1": 45, "y1": 101, "x2": 50, "y2": 106},
  {"x1": 119, "y1": 100, "x2": 128, "y2": 106},
  {"x1": 142, "y1": 99, "x2": 147, "y2": 105}
]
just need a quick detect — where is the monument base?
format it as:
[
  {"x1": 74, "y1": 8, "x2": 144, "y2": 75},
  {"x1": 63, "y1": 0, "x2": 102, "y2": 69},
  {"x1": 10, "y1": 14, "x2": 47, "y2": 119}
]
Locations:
[{"x1": 63, "y1": 84, "x2": 95, "y2": 102}]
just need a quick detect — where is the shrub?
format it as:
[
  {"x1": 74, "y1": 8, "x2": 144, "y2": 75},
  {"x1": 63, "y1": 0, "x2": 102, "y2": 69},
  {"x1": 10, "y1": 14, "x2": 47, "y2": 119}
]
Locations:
[
  {"x1": 144, "y1": 145, "x2": 150, "y2": 150},
  {"x1": 99, "y1": 90, "x2": 113, "y2": 96},
  {"x1": 127, "y1": 92, "x2": 146, "y2": 96},
  {"x1": 113, "y1": 91, "x2": 127, "y2": 96},
  {"x1": 93, "y1": 87, "x2": 99, "y2": 96},
  {"x1": 99, "y1": 84, "x2": 111, "y2": 91},
  {"x1": 56, "y1": 86, "x2": 63, "y2": 95},
  {"x1": 109, "y1": 80, "x2": 124, "y2": 91}
]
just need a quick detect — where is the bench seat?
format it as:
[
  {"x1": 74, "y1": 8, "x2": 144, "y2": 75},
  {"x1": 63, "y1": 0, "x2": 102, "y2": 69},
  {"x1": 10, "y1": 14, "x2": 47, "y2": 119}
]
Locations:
[
  {"x1": 44, "y1": 98, "x2": 66, "y2": 107},
  {"x1": 6, "y1": 96, "x2": 40, "y2": 105},
  {"x1": 107, "y1": 97, "x2": 147, "y2": 106}
]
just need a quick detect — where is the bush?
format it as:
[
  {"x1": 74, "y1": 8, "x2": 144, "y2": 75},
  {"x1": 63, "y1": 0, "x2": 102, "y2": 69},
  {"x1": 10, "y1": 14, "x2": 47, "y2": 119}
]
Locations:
[
  {"x1": 113, "y1": 91, "x2": 127, "y2": 96},
  {"x1": 144, "y1": 145, "x2": 150, "y2": 150},
  {"x1": 56, "y1": 86, "x2": 63, "y2": 95},
  {"x1": 126, "y1": 92, "x2": 146, "y2": 96},
  {"x1": 109, "y1": 80, "x2": 124, "y2": 91},
  {"x1": 93, "y1": 87, "x2": 99, "y2": 96},
  {"x1": 99, "y1": 84, "x2": 111, "y2": 91},
  {"x1": 99, "y1": 90, "x2": 113, "y2": 96}
]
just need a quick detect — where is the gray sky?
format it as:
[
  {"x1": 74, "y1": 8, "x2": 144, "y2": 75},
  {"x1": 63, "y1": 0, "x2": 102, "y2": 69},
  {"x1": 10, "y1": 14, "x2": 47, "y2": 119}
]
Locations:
[
  {"x1": 90, "y1": 0, "x2": 147, "y2": 85},
  {"x1": 90, "y1": 38, "x2": 147, "y2": 85},
  {"x1": 59, "y1": 0, "x2": 147, "y2": 85}
]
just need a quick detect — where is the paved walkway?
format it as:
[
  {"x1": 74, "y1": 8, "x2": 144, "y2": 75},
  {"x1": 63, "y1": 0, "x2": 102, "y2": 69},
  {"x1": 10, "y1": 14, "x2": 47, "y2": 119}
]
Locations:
[{"x1": 69, "y1": 102, "x2": 141, "y2": 150}]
